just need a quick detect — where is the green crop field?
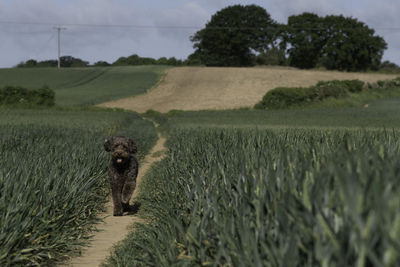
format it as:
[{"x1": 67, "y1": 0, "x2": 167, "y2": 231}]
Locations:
[
  {"x1": 149, "y1": 97, "x2": 400, "y2": 130},
  {"x1": 107, "y1": 127, "x2": 400, "y2": 266},
  {"x1": 0, "y1": 65, "x2": 164, "y2": 265},
  {"x1": 1, "y1": 65, "x2": 400, "y2": 266},
  {"x1": 106, "y1": 97, "x2": 400, "y2": 266},
  {"x1": 0, "y1": 66, "x2": 167, "y2": 106},
  {"x1": 0, "y1": 108, "x2": 158, "y2": 266}
]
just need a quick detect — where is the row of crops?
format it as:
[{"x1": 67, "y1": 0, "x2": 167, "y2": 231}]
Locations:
[
  {"x1": 107, "y1": 127, "x2": 400, "y2": 266},
  {"x1": 0, "y1": 110, "x2": 157, "y2": 266}
]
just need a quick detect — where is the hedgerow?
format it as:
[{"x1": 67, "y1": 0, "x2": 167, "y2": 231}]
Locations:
[
  {"x1": 0, "y1": 86, "x2": 55, "y2": 107},
  {"x1": 255, "y1": 79, "x2": 365, "y2": 109}
]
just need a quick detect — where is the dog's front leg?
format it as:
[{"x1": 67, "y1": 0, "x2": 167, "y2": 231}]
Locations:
[
  {"x1": 121, "y1": 179, "x2": 136, "y2": 211},
  {"x1": 121, "y1": 158, "x2": 138, "y2": 212},
  {"x1": 111, "y1": 181, "x2": 123, "y2": 216}
]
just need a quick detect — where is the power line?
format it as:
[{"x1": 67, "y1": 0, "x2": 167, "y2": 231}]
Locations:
[
  {"x1": 32, "y1": 32, "x2": 57, "y2": 60},
  {"x1": 1, "y1": 20, "x2": 400, "y2": 31},
  {"x1": 0, "y1": 20, "x2": 202, "y2": 29}
]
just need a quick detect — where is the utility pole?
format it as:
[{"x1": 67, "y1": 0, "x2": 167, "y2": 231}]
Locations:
[{"x1": 54, "y1": 26, "x2": 66, "y2": 69}]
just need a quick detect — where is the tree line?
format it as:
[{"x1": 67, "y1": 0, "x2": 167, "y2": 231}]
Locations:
[
  {"x1": 190, "y1": 5, "x2": 394, "y2": 71},
  {"x1": 17, "y1": 4, "x2": 399, "y2": 72},
  {"x1": 16, "y1": 55, "x2": 189, "y2": 68}
]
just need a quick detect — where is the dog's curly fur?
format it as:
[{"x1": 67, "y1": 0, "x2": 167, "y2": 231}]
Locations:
[{"x1": 104, "y1": 136, "x2": 138, "y2": 216}]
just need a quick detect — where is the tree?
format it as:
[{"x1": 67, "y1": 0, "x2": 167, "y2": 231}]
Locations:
[
  {"x1": 166, "y1": 57, "x2": 182, "y2": 66},
  {"x1": 156, "y1": 57, "x2": 169, "y2": 65},
  {"x1": 93, "y1": 61, "x2": 111, "y2": 67},
  {"x1": 113, "y1": 54, "x2": 157, "y2": 66},
  {"x1": 36, "y1": 60, "x2": 58, "y2": 68},
  {"x1": 191, "y1": 4, "x2": 279, "y2": 66},
  {"x1": 16, "y1": 59, "x2": 38, "y2": 68},
  {"x1": 378, "y1": 60, "x2": 400, "y2": 73},
  {"x1": 284, "y1": 13, "x2": 326, "y2": 69},
  {"x1": 256, "y1": 47, "x2": 287, "y2": 66},
  {"x1": 285, "y1": 13, "x2": 387, "y2": 71},
  {"x1": 60, "y1": 56, "x2": 89, "y2": 67},
  {"x1": 320, "y1": 15, "x2": 387, "y2": 71},
  {"x1": 185, "y1": 51, "x2": 203, "y2": 66}
]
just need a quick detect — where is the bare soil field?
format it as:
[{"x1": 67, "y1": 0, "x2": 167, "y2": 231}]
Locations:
[{"x1": 98, "y1": 66, "x2": 398, "y2": 113}]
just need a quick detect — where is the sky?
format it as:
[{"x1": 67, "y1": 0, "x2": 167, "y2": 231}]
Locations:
[{"x1": 0, "y1": 0, "x2": 399, "y2": 68}]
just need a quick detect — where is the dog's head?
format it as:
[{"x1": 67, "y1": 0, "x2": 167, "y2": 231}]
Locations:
[{"x1": 104, "y1": 136, "x2": 137, "y2": 165}]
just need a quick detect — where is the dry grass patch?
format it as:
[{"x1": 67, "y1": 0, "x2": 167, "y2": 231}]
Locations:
[{"x1": 99, "y1": 66, "x2": 398, "y2": 112}]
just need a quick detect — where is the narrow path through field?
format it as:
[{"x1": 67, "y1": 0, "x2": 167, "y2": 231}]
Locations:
[{"x1": 64, "y1": 122, "x2": 166, "y2": 267}]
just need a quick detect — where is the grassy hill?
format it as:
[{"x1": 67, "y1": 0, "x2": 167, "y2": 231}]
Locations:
[{"x1": 0, "y1": 66, "x2": 167, "y2": 106}]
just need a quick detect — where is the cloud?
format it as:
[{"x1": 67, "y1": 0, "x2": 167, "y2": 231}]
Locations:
[
  {"x1": 153, "y1": 2, "x2": 209, "y2": 40},
  {"x1": 0, "y1": 0, "x2": 399, "y2": 67},
  {"x1": 267, "y1": 0, "x2": 342, "y2": 22},
  {"x1": 263, "y1": 0, "x2": 400, "y2": 63},
  {"x1": 0, "y1": 0, "x2": 155, "y2": 66},
  {"x1": 339, "y1": 1, "x2": 400, "y2": 63}
]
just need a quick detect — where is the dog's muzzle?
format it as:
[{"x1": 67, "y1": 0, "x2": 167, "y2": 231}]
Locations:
[{"x1": 112, "y1": 150, "x2": 129, "y2": 164}]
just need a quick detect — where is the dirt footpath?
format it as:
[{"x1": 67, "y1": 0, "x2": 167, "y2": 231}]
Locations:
[
  {"x1": 98, "y1": 67, "x2": 398, "y2": 113},
  {"x1": 64, "y1": 128, "x2": 166, "y2": 267}
]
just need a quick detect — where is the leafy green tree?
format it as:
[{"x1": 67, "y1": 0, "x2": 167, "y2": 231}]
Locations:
[
  {"x1": 166, "y1": 57, "x2": 183, "y2": 66},
  {"x1": 320, "y1": 15, "x2": 387, "y2": 71},
  {"x1": 285, "y1": 13, "x2": 387, "y2": 71},
  {"x1": 60, "y1": 56, "x2": 89, "y2": 67},
  {"x1": 156, "y1": 57, "x2": 169, "y2": 65},
  {"x1": 113, "y1": 54, "x2": 157, "y2": 66},
  {"x1": 93, "y1": 61, "x2": 111, "y2": 67},
  {"x1": 191, "y1": 4, "x2": 279, "y2": 66},
  {"x1": 139, "y1": 56, "x2": 157, "y2": 65},
  {"x1": 36, "y1": 60, "x2": 58, "y2": 67},
  {"x1": 185, "y1": 51, "x2": 203, "y2": 66},
  {"x1": 256, "y1": 47, "x2": 288, "y2": 66},
  {"x1": 378, "y1": 60, "x2": 400, "y2": 73},
  {"x1": 112, "y1": 56, "x2": 129, "y2": 66},
  {"x1": 284, "y1": 13, "x2": 326, "y2": 69},
  {"x1": 16, "y1": 59, "x2": 38, "y2": 68}
]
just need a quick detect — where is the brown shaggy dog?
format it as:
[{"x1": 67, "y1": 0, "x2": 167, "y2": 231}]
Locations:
[{"x1": 104, "y1": 136, "x2": 138, "y2": 216}]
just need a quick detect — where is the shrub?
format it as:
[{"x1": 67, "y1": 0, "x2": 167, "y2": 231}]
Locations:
[
  {"x1": 371, "y1": 77, "x2": 400, "y2": 89},
  {"x1": 254, "y1": 86, "x2": 318, "y2": 109},
  {"x1": 316, "y1": 80, "x2": 364, "y2": 95},
  {"x1": 255, "y1": 79, "x2": 365, "y2": 109},
  {"x1": 386, "y1": 77, "x2": 400, "y2": 87},
  {"x1": 314, "y1": 80, "x2": 349, "y2": 99},
  {"x1": 378, "y1": 60, "x2": 400, "y2": 73},
  {"x1": 0, "y1": 85, "x2": 55, "y2": 107},
  {"x1": 343, "y1": 80, "x2": 365, "y2": 93}
]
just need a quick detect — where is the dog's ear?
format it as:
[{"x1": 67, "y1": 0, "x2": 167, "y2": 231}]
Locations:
[
  {"x1": 128, "y1": 138, "x2": 137, "y2": 154},
  {"x1": 104, "y1": 138, "x2": 113, "y2": 152}
]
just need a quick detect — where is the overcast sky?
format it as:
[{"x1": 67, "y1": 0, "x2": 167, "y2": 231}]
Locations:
[{"x1": 1, "y1": 0, "x2": 399, "y2": 68}]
